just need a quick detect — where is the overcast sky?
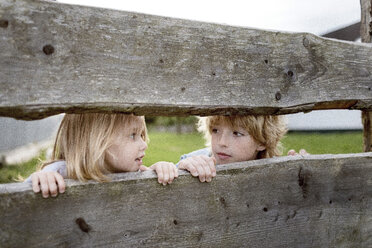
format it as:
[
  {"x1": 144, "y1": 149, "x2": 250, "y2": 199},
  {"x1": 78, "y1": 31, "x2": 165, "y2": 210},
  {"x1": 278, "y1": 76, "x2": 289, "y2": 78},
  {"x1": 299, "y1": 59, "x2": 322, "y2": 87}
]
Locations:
[{"x1": 59, "y1": 0, "x2": 360, "y2": 35}]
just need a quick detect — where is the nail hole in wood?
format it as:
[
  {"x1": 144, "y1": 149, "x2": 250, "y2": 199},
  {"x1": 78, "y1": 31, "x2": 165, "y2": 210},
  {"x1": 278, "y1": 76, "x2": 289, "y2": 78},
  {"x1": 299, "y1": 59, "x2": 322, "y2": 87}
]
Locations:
[
  {"x1": 0, "y1": 19, "x2": 8, "y2": 28},
  {"x1": 275, "y1": 92, "x2": 281, "y2": 101},
  {"x1": 43, "y1": 45, "x2": 54, "y2": 55}
]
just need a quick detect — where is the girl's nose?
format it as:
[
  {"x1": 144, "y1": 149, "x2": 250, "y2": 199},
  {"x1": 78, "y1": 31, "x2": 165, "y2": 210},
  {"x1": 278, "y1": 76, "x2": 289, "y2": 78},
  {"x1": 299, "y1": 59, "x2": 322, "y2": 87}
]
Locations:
[{"x1": 140, "y1": 138, "x2": 148, "y2": 151}]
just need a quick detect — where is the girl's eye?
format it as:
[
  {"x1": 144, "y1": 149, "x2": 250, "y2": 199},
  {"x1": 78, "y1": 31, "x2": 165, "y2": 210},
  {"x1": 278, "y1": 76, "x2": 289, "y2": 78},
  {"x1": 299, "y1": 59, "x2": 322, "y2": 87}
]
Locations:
[
  {"x1": 130, "y1": 133, "x2": 136, "y2": 139},
  {"x1": 233, "y1": 131, "x2": 244, "y2": 137},
  {"x1": 212, "y1": 128, "x2": 218, "y2": 133}
]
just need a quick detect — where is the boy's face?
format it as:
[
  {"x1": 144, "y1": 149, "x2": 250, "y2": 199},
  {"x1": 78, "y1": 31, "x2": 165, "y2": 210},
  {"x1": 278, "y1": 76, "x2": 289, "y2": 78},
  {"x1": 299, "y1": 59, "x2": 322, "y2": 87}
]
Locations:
[
  {"x1": 105, "y1": 120, "x2": 148, "y2": 172},
  {"x1": 210, "y1": 123, "x2": 265, "y2": 165}
]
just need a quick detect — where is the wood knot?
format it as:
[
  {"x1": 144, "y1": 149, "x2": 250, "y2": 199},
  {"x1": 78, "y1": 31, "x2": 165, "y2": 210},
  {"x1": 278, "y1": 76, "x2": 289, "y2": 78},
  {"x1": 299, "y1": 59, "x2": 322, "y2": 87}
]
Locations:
[
  {"x1": 76, "y1": 218, "x2": 91, "y2": 233},
  {"x1": 303, "y1": 37, "x2": 310, "y2": 47}
]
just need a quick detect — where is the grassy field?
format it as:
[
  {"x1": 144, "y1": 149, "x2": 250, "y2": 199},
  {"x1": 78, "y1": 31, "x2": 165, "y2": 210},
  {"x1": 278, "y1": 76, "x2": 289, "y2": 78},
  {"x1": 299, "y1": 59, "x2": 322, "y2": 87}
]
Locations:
[{"x1": 0, "y1": 131, "x2": 363, "y2": 184}]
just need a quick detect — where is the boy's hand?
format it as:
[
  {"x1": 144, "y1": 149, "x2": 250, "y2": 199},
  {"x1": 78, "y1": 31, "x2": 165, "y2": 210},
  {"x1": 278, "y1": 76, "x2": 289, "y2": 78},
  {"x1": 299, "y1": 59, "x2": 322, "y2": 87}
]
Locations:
[
  {"x1": 287, "y1": 149, "x2": 309, "y2": 156},
  {"x1": 31, "y1": 171, "x2": 65, "y2": 198},
  {"x1": 178, "y1": 155, "x2": 216, "y2": 183},
  {"x1": 141, "y1": 162, "x2": 178, "y2": 185}
]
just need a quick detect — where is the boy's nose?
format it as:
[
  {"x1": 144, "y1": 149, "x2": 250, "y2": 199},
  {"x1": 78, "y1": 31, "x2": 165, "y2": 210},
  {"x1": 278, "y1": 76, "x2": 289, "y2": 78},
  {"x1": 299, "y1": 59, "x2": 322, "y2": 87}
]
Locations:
[{"x1": 218, "y1": 132, "x2": 229, "y2": 147}]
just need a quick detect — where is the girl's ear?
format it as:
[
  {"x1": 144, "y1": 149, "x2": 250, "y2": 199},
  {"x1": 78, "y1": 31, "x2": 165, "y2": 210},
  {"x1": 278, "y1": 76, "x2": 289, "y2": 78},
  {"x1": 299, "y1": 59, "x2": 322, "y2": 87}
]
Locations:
[{"x1": 256, "y1": 144, "x2": 266, "y2": 151}]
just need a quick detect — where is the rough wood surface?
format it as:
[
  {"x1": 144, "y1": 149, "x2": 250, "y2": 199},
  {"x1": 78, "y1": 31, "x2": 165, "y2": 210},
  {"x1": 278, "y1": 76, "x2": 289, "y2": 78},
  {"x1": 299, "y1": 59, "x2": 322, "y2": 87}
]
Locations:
[
  {"x1": 361, "y1": 0, "x2": 372, "y2": 152},
  {"x1": 363, "y1": 111, "x2": 372, "y2": 152},
  {"x1": 1, "y1": 0, "x2": 372, "y2": 120},
  {"x1": 1, "y1": 153, "x2": 372, "y2": 248}
]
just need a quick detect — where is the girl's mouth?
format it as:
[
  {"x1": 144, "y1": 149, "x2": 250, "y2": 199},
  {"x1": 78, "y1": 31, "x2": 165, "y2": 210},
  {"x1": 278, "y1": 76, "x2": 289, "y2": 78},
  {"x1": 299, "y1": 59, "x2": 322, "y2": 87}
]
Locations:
[{"x1": 135, "y1": 155, "x2": 144, "y2": 164}]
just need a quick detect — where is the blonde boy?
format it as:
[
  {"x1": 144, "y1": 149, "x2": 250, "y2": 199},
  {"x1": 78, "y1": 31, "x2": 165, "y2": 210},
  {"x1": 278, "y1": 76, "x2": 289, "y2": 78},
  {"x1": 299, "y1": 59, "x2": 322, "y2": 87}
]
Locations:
[{"x1": 178, "y1": 115, "x2": 288, "y2": 182}]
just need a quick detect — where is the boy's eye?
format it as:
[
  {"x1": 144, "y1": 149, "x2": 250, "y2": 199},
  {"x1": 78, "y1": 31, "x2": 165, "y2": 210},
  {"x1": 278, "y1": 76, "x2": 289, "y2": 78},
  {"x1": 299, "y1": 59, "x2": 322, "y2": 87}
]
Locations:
[
  {"x1": 212, "y1": 128, "x2": 218, "y2": 133},
  {"x1": 233, "y1": 131, "x2": 244, "y2": 137},
  {"x1": 130, "y1": 133, "x2": 136, "y2": 139}
]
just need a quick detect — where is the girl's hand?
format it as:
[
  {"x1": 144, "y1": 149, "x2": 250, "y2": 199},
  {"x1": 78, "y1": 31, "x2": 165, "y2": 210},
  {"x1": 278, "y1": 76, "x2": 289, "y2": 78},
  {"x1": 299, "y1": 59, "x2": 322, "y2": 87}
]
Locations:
[
  {"x1": 178, "y1": 155, "x2": 216, "y2": 183},
  {"x1": 287, "y1": 149, "x2": 309, "y2": 156},
  {"x1": 141, "y1": 162, "x2": 178, "y2": 185},
  {"x1": 31, "y1": 171, "x2": 65, "y2": 198}
]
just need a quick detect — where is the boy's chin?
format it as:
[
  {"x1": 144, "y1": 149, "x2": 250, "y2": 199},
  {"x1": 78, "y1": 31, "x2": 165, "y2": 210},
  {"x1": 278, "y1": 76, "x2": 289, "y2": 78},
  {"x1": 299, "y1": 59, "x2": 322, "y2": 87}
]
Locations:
[{"x1": 216, "y1": 159, "x2": 232, "y2": 165}]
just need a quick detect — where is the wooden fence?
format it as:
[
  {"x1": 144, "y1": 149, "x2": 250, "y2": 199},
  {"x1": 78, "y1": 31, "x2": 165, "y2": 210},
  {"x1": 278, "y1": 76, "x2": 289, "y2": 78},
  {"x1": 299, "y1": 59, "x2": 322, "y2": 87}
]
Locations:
[{"x1": 0, "y1": 0, "x2": 372, "y2": 247}]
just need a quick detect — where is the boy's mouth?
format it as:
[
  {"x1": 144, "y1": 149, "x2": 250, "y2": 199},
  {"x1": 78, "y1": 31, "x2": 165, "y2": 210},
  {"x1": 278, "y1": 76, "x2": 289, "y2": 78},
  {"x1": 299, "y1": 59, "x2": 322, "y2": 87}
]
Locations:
[{"x1": 216, "y1": 152, "x2": 231, "y2": 160}]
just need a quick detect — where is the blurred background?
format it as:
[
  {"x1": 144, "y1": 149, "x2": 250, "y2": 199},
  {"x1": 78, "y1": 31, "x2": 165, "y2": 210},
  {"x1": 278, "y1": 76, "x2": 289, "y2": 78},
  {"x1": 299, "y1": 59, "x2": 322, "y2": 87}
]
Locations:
[{"x1": 0, "y1": 0, "x2": 364, "y2": 182}]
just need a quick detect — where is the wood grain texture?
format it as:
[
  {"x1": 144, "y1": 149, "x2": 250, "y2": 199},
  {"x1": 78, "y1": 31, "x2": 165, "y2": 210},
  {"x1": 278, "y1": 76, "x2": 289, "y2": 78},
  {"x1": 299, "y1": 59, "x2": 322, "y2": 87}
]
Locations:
[
  {"x1": 1, "y1": 0, "x2": 372, "y2": 120},
  {"x1": 1, "y1": 153, "x2": 372, "y2": 247},
  {"x1": 363, "y1": 111, "x2": 372, "y2": 151},
  {"x1": 361, "y1": 0, "x2": 372, "y2": 152}
]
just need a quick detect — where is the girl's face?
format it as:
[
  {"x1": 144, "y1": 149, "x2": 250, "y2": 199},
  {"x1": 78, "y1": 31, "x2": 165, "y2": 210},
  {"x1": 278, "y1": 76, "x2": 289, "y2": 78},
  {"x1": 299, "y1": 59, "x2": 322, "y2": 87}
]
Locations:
[
  {"x1": 210, "y1": 123, "x2": 265, "y2": 165},
  {"x1": 105, "y1": 121, "x2": 148, "y2": 172}
]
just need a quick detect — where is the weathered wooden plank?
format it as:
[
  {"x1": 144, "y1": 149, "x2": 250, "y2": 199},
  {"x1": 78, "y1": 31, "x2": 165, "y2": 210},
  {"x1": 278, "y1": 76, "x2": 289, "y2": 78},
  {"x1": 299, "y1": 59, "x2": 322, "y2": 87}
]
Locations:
[
  {"x1": 363, "y1": 111, "x2": 372, "y2": 151},
  {"x1": 1, "y1": 153, "x2": 372, "y2": 247},
  {"x1": 0, "y1": 0, "x2": 372, "y2": 120},
  {"x1": 361, "y1": 0, "x2": 372, "y2": 152}
]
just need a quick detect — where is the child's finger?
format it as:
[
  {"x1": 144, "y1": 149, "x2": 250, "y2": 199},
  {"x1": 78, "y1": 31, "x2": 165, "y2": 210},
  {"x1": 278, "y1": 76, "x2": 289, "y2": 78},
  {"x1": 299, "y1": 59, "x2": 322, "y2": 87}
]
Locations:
[
  {"x1": 161, "y1": 164, "x2": 170, "y2": 185},
  {"x1": 209, "y1": 156, "x2": 217, "y2": 177},
  {"x1": 167, "y1": 164, "x2": 175, "y2": 184},
  {"x1": 299, "y1": 149, "x2": 309, "y2": 155},
  {"x1": 209, "y1": 161, "x2": 216, "y2": 177},
  {"x1": 47, "y1": 172, "x2": 58, "y2": 197},
  {"x1": 139, "y1": 165, "x2": 150, "y2": 171},
  {"x1": 194, "y1": 159, "x2": 207, "y2": 182},
  {"x1": 174, "y1": 165, "x2": 179, "y2": 178},
  {"x1": 211, "y1": 156, "x2": 217, "y2": 165},
  {"x1": 38, "y1": 174, "x2": 50, "y2": 198},
  {"x1": 201, "y1": 156, "x2": 213, "y2": 182},
  {"x1": 182, "y1": 160, "x2": 198, "y2": 177},
  {"x1": 31, "y1": 173, "x2": 41, "y2": 193},
  {"x1": 287, "y1": 149, "x2": 297, "y2": 156},
  {"x1": 156, "y1": 164, "x2": 164, "y2": 185},
  {"x1": 54, "y1": 172, "x2": 66, "y2": 194}
]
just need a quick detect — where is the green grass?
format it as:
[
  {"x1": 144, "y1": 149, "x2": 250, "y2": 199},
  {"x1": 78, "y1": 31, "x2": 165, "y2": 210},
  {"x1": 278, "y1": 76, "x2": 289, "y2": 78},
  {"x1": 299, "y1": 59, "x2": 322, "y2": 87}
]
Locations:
[
  {"x1": 0, "y1": 131, "x2": 363, "y2": 184},
  {"x1": 143, "y1": 132, "x2": 205, "y2": 165},
  {"x1": 281, "y1": 131, "x2": 363, "y2": 155},
  {"x1": 0, "y1": 150, "x2": 46, "y2": 184}
]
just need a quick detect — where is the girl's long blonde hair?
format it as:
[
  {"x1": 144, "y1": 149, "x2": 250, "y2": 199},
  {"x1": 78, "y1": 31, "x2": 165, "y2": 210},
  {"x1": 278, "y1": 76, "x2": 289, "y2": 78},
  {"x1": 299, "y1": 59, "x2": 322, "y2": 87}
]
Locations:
[
  {"x1": 44, "y1": 113, "x2": 148, "y2": 182},
  {"x1": 198, "y1": 115, "x2": 287, "y2": 159}
]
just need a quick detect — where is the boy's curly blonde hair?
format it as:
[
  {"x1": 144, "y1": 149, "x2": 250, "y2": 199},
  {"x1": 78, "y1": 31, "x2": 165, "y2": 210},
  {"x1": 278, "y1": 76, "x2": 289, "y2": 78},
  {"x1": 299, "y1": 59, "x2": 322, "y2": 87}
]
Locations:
[{"x1": 198, "y1": 115, "x2": 287, "y2": 159}]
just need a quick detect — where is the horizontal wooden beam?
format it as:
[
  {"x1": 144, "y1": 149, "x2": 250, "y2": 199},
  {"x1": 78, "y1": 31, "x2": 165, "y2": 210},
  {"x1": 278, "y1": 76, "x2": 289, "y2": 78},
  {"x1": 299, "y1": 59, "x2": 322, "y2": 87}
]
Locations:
[
  {"x1": 1, "y1": 153, "x2": 372, "y2": 247},
  {"x1": 1, "y1": 0, "x2": 372, "y2": 119}
]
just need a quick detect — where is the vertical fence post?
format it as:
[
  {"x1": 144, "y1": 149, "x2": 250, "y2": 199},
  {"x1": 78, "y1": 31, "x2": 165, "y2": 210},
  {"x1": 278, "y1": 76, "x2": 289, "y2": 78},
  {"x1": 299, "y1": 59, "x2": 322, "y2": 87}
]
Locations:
[{"x1": 361, "y1": 0, "x2": 372, "y2": 152}]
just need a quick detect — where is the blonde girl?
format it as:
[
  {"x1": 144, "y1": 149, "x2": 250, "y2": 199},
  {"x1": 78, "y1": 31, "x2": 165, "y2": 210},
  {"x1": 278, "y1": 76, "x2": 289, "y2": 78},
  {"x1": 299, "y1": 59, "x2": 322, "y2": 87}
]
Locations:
[{"x1": 27, "y1": 113, "x2": 178, "y2": 198}]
